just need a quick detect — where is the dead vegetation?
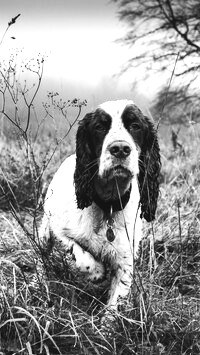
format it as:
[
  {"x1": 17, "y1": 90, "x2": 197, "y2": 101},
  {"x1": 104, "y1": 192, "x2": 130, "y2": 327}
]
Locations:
[{"x1": 0, "y1": 123, "x2": 200, "y2": 354}]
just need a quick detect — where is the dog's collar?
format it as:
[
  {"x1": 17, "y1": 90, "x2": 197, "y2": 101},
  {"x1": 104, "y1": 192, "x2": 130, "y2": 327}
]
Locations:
[
  {"x1": 93, "y1": 185, "x2": 132, "y2": 242},
  {"x1": 93, "y1": 184, "x2": 132, "y2": 214}
]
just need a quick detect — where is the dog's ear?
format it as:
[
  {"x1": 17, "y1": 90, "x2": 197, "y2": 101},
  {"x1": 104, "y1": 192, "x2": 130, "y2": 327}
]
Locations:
[
  {"x1": 138, "y1": 117, "x2": 161, "y2": 222},
  {"x1": 74, "y1": 113, "x2": 95, "y2": 209}
]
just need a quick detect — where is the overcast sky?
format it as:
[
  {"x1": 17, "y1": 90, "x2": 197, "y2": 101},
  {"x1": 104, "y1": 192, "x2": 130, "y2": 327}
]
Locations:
[
  {"x1": 1, "y1": 1, "x2": 129, "y2": 82},
  {"x1": 0, "y1": 0, "x2": 157, "y2": 108}
]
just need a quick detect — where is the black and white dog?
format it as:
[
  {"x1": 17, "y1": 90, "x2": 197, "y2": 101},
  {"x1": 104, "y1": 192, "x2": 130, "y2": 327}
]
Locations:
[{"x1": 40, "y1": 99, "x2": 161, "y2": 309}]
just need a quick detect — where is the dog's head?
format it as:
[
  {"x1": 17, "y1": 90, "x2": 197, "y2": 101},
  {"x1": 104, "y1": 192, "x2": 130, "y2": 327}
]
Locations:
[{"x1": 74, "y1": 99, "x2": 161, "y2": 221}]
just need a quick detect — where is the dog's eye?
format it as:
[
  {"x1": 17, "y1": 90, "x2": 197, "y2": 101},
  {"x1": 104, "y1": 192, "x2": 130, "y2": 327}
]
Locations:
[
  {"x1": 95, "y1": 119, "x2": 110, "y2": 133},
  {"x1": 129, "y1": 122, "x2": 141, "y2": 131},
  {"x1": 95, "y1": 123, "x2": 107, "y2": 132}
]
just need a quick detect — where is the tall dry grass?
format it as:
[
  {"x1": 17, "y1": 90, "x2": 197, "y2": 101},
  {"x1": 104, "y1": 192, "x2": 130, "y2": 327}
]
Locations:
[{"x1": 0, "y1": 121, "x2": 200, "y2": 354}]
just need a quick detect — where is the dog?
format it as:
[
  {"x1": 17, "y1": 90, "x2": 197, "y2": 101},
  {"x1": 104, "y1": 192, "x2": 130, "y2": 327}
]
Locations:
[{"x1": 40, "y1": 99, "x2": 161, "y2": 309}]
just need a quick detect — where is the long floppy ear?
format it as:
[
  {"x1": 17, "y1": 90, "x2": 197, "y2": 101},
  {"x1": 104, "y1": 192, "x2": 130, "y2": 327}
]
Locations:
[
  {"x1": 74, "y1": 113, "x2": 95, "y2": 209},
  {"x1": 138, "y1": 117, "x2": 161, "y2": 222}
]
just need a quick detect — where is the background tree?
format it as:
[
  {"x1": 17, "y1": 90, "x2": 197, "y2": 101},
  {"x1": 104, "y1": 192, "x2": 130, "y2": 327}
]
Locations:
[
  {"x1": 152, "y1": 84, "x2": 200, "y2": 124},
  {"x1": 114, "y1": 0, "x2": 200, "y2": 123}
]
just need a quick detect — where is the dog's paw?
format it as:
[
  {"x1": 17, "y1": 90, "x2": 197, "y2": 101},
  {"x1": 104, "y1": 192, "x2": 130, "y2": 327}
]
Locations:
[
  {"x1": 100, "y1": 310, "x2": 117, "y2": 339},
  {"x1": 85, "y1": 258, "x2": 105, "y2": 283},
  {"x1": 67, "y1": 243, "x2": 105, "y2": 282}
]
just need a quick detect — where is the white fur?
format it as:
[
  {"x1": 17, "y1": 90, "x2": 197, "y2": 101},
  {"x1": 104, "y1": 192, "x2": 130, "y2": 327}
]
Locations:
[
  {"x1": 98, "y1": 100, "x2": 140, "y2": 178},
  {"x1": 40, "y1": 100, "x2": 143, "y2": 308}
]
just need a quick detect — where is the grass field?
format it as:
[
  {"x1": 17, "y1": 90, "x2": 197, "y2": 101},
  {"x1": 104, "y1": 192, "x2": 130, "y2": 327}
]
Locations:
[{"x1": 0, "y1": 119, "x2": 200, "y2": 355}]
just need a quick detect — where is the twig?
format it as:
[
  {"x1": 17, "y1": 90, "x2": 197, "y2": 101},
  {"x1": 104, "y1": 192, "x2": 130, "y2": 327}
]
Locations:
[{"x1": 0, "y1": 14, "x2": 21, "y2": 46}]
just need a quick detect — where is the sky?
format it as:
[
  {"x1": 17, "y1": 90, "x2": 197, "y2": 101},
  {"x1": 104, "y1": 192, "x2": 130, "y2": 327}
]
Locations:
[{"x1": 0, "y1": 0, "x2": 155, "y2": 108}]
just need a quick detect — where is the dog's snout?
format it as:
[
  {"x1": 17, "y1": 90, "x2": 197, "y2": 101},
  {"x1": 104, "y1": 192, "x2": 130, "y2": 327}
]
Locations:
[{"x1": 109, "y1": 141, "x2": 131, "y2": 159}]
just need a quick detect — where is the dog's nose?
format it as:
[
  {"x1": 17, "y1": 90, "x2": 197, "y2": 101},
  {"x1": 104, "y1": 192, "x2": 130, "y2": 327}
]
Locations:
[{"x1": 109, "y1": 141, "x2": 131, "y2": 159}]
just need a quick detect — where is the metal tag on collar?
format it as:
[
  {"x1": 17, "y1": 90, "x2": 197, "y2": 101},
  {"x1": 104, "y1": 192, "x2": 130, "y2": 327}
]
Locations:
[{"x1": 106, "y1": 206, "x2": 115, "y2": 242}]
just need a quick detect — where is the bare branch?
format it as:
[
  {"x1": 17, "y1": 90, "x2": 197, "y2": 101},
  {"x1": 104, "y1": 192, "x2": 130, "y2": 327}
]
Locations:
[{"x1": 115, "y1": 0, "x2": 200, "y2": 83}]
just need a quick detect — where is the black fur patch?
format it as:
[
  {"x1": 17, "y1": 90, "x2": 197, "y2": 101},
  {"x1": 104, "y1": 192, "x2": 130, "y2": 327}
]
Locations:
[
  {"x1": 74, "y1": 109, "x2": 111, "y2": 209},
  {"x1": 122, "y1": 104, "x2": 161, "y2": 222}
]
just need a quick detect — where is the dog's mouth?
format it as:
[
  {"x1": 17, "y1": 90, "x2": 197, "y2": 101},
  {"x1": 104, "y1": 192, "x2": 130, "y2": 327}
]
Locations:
[
  {"x1": 95, "y1": 165, "x2": 133, "y2": 202},
  {"x1": 114, "y1": 165, "x2": 130, "y2": 176},
  {"x1": 102, "y1": 165, "x2": 133, "y2": 181}
]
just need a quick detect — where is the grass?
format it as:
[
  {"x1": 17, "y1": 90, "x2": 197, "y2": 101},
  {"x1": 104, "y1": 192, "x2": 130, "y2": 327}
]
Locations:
[{"x1": 0, "y1": 122, "x2": 200, "y2": 354}]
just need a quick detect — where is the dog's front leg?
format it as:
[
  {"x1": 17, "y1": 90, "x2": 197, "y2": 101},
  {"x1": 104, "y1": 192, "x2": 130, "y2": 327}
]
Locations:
[
  {"x1": 107, "y1": 262, "x2": 133, "y2": 308},
  {"x1": 40, "y1": 217, "x2": 105, "y2": 283},
  {"x1": 100, "y1": 260, "x2": 133, "y2": 339}
]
